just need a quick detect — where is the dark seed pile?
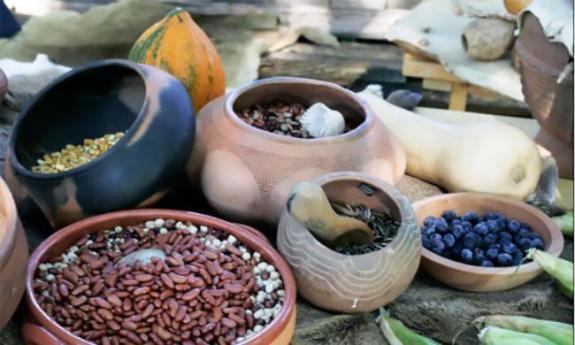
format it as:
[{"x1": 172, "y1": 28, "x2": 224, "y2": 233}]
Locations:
[
  {"x1": 238, "y1": 101, "x2": 310, "y2": 138},
  {"x1": 33, "y1": 219, "x2": 284, "y2": 345},
  {"x1": 327, "y1": 203, "x2": 399, "y2": 255}
]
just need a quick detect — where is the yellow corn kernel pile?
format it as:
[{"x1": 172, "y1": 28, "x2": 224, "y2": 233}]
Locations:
[{"x1": 32, "y1": 132, "x2": 125, "y2": 174}]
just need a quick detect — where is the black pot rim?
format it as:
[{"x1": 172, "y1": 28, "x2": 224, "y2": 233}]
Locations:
[{"x1": 8, "y1": 59, "x2": 152, "y2": 180}]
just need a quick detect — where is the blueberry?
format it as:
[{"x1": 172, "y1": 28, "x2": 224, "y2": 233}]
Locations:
[
  {"x1": 462, "y1": 221, "x2": 473, "y2": 233},
  {"x1": 421, "y1": 225, "x2": 436, "y2": 237},
  {"x1": 483, "y1": 233, "x2": 497, "y2": 246},
  {"x1": 513, "y1": 251, "x2": 524, "y2": 265},
  {"x1": 496, "y1": 219, "x2": 506, "y2": 231},
  {"x1": 502, "y1": 243, "x2": 517, "y2": 254},
  {"x1": 435, "y1": 218, "x2": 449, "y2": 233},
  {"x1": 518, "y1": 237, "x2": 532, "y2": 251},
  {"x1": 520, "y1": 222, "x2": 531, "y2": 230},
  {"x1": 531, "y1": 238, "x2": 544, "y2": 250},
  {"x1": 430, "y1": 245, "x2": 444, "y2": 255},
  {"x1": 463, "y1": 233, "x2": 477, "y2": 249},
  {"x1": 474, "y1": 222, "x2": 489, "y2": 236},
  {"x1": 519, "y1": 228, "x2": 530, "y2": 238},
  {"x1": 462, "y1": 211, "x2": 478, "y2": 224},
  {"x1": 486, "y1": 248, "x2": 499, "y2": 260},
  {"x1": 529, "y1": 233, "x2": 543, "y2": 241},
  {"x1": 489, "y1": 243, "x2": 502, "y2": 251},
  {"x1": 480, "y1": 260, "x2": 494, "y2": 267},
  {"x1": 431, "y1": 234, "x2": 442, "y2": 243},
  {"x1": 451, "y1": 242, "x2": 462, "y2": 255},
  {"x1": 487, "y1": 219, "x2": 499, "y2": 233},
  {"x1": 452, "y1": 224, "x2": 465, "y2": 239},
  {"x1": 507, "y1": 220, "x2": 521, "y2": 233},
  {"x1": 486, "y1": 212, "x2": 501, "y2": 220},
  {"x1": 498, "y1": 231, "x2": 512, "y2": 241},
  {"x1": 424, "y1": 216, "x2": 436, "y2": 227},
  {"x1": 441, "y1": 210, "x2": 457, "y2": 222},
  {"x1": 496, "y1": 253, "x2": 513, "y2": 266},
  {"x1": 443, "y1": 233, "x2": 456, "y2": 248},
  {"x1": 474, "y1": 248, "x2": 486, "y2": 264},
  {"x1": 432, "y1": 238, "x2": 446, "y2": 252},
  {"x1": 451, "y1": 219, "x2": 462, "y2": 226},
  {"x1": 460, "y1": 248, "x2": 474, "y2": 264}
]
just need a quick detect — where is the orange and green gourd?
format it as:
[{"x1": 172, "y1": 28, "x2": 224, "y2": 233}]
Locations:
[{"x1": 129, "y1": 8, "x2": 225, "y2": 112}]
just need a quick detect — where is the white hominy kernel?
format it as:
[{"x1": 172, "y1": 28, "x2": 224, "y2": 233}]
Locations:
[
  {"x1": 254, "y1": 325, "x2": 263, "y2": 332},
  {"x1": 245, "y1": 310, "x2": 252, "y2": 315},
  {"x1": 188, "y1": 226, "x2": 198, "y2": 234},
  {"x1": 265, "y1": 284, "x2": 274, "y2": 293},
  {"x1": 42, "y1": 290, "x2": 50, "y2": 297},
  {"x1": 154, "y1": 219, "x2": 164, "y2": 228},
  {"x1": 114, "y1": 226, "x2": 122, "y2": 232},
  {"x1": 227, "y1": 235, "x2": 237, "y2": 244},
  {"x1": 45, "y1": 274, "x2": 55, "y2": 281},
  {"x1": 270, "y1": 271, "x2": 280, "y2": 280},
  {"x1": 200, "y1": 225, "x2": 208, "y2": 233},
  {"x1": 253, "y1": 252, "x2": 261, "y2": 261},
  {"x1": 175, "y1": 221, "x2": 185, "y2": 229},
  {"x1": 239, "y1": 246, "x2": 247, "y2": 253},
  {"x1": 39, "y1": 264, "x2": 47, "y2": 271},
  {"x1": 242, "y1": 252, "x2": 251, "y2": 261},
  {"x1": 266, "y1": 265, "x2": 275, "y2": 273},
  {"x1": 236, "y1": 337, "x2": 244, "y2": 343},
  {"x1": 257, "y1": 262, "x2": 268, "y2": 270},
  {"x1": 159, "y1": 228, "x2": 168, "y2": 235},
  {"x1": 277, "y1": 290, "x2": 285, "y2": 297},
  {"x1": 213, "y1": 239, "x2": 221, "y2": 247},
  {"x1": 86, "y1": 240, "x2": 93, "y2": 246},
  {"x1": 145, "y1": 221, "x2": 155, "y2": 229},
  {"x1": 253, "y1": 267, "x2": 261, "y2": 275},
  {"x1": 254, "y1": 309, "x2": 264, "y2": 319}
]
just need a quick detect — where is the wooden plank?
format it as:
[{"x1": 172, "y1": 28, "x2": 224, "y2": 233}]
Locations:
[
  {"x1": 422, "y1": 78, "x2": 452, "y2": 92},
  {"x1": 448, "y1": 82, "x2": 468, "y2": 111},
  {"x1": 402, "y1": 52, "x2": 462, "y2": 82}
]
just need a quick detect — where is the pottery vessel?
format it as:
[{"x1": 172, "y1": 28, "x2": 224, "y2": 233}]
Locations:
[
  {"x1": 188, "y1": 77, "x2": 406, "y2": 226},
  {"x1": 0, "y1": 176, "x2": 28, "y2": 330},
  {"x1": 6, "y1": 59, "x2": 196, "y2": 228},
  {"x1": 277, "y1": 172, "x2": 420, "y2": 313},
  {"x1": 413, "y1": 193, "x2": 564, "y2": 292},
  {"x1": 23, "y1": 209, "x2": 297, "y2": 345},
  {"x1": 516, "y1": 12, "x2": 573, "y2": 178}
]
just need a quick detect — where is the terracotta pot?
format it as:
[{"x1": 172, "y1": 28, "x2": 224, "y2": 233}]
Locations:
[
  {"x1": 188, "y1": 77, "x2": 406, "y2": 226},
  {"x1": 0, "y1": 176, "x2": 28, "y2": 330},
  {"x1": 277, "y1": 172, "x2": 420, "y2": 313},
  {"x1": 23, "y1": 209, "x2": 296, "y2": 345},
  {"x1": 516, "y1": 12, "x2": 574, "y2": 178},
  {"x1": 413, "y1": 193, "x2": 564, "y2": 292},
  {"x1": 6, "y1": 60, "x2": 196, "y2": 228}
]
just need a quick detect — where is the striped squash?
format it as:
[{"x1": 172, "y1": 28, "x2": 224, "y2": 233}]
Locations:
[{"x1": 129, "y1": 8, "x2": 225, "y2": 112}]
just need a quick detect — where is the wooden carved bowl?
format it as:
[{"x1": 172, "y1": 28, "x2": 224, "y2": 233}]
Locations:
[
  {"x1": 0, "y1": 176, "x2": 28, "y2": 330},
  {"x1": 414, "y1": 193, "x2": 564, "y2": 292},
  {"x1": 277, "y1": 172, "x2": 420, "y2": 313},
  {"x1": 23, "y1": 209, "x2": 297, "y2": 345},
  {"x1": 6, "y1": 59, "x2": 196, "y2": 228}
]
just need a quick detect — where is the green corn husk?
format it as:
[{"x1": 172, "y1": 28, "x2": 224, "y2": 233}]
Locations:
[
  {"x1": 377, "y1": 309, "x2": 441, "y2": 345},
  {"x1": 527, "y1": 249, "x2": 573, "y2": 298},
  {"x1": 479, "y1": 326, "x2": 560, "y2": 345},
  {"x1": 552, "y1": 212, "x2": 574, "y2": 237},
  {"x1": 474, "y1": 315, "x2": 573, "y2": 345}
]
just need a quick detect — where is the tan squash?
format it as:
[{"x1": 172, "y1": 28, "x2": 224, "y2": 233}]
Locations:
[
  {"x1": 358, "y1": 87, "x2": 542, "y2": 199},
  {"x1": 129, "y1": 8, "x2": 225, "y2": 111}
]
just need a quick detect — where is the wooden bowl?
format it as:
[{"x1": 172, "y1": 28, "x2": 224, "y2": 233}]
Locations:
[
  {"x1": 23, "y1": 209, "x2": 296, "y2": 345},
  {"x1": 6, "y1": 59, "x2": 196, "y2": 228},
  {"x1": 277, "y1": 172, "x2": 420, "y2": 313},
  {"x1": 0, "y1": 176, "x2": 28, "y2": 330},
  {"x1": 413, "y1": 193, "x2": 564, "y2": 292}
]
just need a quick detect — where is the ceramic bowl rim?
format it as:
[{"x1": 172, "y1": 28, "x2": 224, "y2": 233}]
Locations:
[
  {"x1": 8, "y1": 59, "x2": 152, "y2": 180},
  {"x1": 414, "y1": 192, "x2": 564, "y2": 276},
  {"x1": 0, "y1": 177, "x2": 18, "y2": 271},
  {"x1": 282, "y1": 171, "x2": 417, "y2": 259},
  {"x1": 224, "y1": 77, "x2": 374, "y2": 145},
  {"x1": 25, "y1": 209, "x2": 296, "y2": 345}
]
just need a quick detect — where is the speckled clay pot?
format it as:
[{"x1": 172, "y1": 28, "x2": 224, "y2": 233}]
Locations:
[
  {"x1": 6, "y1": 60, "x2": 195, "y2": 228},
  {"x1": 277, "y1": 172, "x2": 420, "y2": 313},
  {"x1": 22, "y1": 209, "x2": 296, "y2": 345},
  {"x1": 188, "y1": 77, "x2": 406, "y2": 226},
  {"x1": 0, "y1": 176, "x2": 28, "y2": 330}
]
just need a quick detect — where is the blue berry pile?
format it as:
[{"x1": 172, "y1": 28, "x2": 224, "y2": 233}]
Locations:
[{"x1": 421, "y1": 210, "x2": 545, "y2": 267}]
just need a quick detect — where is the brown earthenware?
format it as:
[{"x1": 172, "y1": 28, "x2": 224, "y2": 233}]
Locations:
[
  {"x1": 413, "y1": 193, "x2": 564, "y2": 292},
  {"x1": 0, "y1": 176, "x2": 28, "y2": 330},
  {"x1": 516, "y1": 12, "x2": 574, "y2": 178},
  {"x1": 277, "y1": 172, "x2": 420, "y2": 313},
  {"x1": 23, "y1": 209, "x2": 296, "y2": 345},
  {"x1": 187, "y1": 77, "x2": 406, "y2": 226}
]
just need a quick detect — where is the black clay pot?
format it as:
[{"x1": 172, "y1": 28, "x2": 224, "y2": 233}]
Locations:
[{"x1": 5, "y1": 59, "x2": 195, "y2": 228}]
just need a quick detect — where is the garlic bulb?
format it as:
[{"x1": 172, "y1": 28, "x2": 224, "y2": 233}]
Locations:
[{"x1": 299, "y1": 103, "x2": 345, "y2": 138}]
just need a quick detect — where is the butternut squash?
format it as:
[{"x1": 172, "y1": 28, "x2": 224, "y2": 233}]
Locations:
[{"x1": 358, "y1": 86, "x2": 541, "y2": 199}]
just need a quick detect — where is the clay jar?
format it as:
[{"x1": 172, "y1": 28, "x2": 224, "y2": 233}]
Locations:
[
  {"x1": 277, "y1": 172, "x2": 420, "y2": 313},
  {"x1": 0, "y1": 176, "x2": 28, "y2": 330},
  {"x1": 188, "y1": 77, "x2": 406, "y2": 225}
]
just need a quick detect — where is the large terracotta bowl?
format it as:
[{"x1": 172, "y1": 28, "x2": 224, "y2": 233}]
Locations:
[
  {"x1": 6, "y1": 60, "x2": 196, "y2": 228},
  {"x1": 0, "y1": 176, "x2": 28, "y2": 330},
  {"x1": 413, "y1": 193, "x2": 564, "y2": 292},
  {"x1": 516, "y1": 12, "x2": 573, "y2": 178},
  {"x1": 23, "y1": 209, "x2": 296, "y2": 345},
  {"x1": 188, "y1": 77, "x2": 406, "y2": 226},
  {"x1": 277, "y1": 172, "x2": 420, "y2": 313}
]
